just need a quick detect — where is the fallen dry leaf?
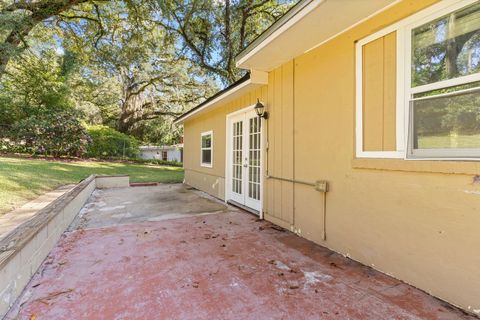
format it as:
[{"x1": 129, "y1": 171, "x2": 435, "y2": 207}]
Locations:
[{"x1": 270, "y1": 226, "x2": 285, "y2": 232}]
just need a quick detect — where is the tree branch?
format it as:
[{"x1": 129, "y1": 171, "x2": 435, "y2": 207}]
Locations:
[{"x1": 0, "y1": 0, "x2": 91, "y2": 79}]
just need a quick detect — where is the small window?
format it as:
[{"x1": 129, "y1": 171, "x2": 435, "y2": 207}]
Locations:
[
  {"x1": 408, "y1": 2, "x2": 480, "y2": 158},
  {"x1": 162, "y1": 151, "x2": 168, "y2": 161},
  {"x1": 201, "y1": 131, "x2": 213, "y2": 167}
]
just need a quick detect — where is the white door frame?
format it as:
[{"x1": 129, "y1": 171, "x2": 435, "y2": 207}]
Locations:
[
  {"x1": 226, "y1": 112, "x2": 246, "y2": 205},
  {"x1": 225, "y1": 105, "x2": 264, "y2": 218}
]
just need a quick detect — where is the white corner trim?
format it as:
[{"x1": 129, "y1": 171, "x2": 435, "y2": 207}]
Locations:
[
  {"x1": 250, "y1": 70, "x2": 269, "y2": 84},
  {"x1": 396, "y1": 27, "x2": 406, "y2": 153}
]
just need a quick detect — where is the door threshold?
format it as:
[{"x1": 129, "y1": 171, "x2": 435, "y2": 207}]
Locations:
[{"x1": 227, "y1": 200, "x2": 260, "y2": 216}]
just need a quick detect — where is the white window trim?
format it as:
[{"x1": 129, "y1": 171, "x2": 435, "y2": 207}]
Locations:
[
  {"x1": 355, "y1": 25, "x2": 405, "y2": 159},
  {"x1": 200, "y1": 130, "x2": 213, "y2": 168},
  {"x1": 355, "y1": 0, "x2": 479, "y2": 160}
]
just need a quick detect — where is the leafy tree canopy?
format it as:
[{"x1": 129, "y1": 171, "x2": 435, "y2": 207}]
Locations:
[{"x1": 0, "y1": 0, "x2": 296, "y2": 145}]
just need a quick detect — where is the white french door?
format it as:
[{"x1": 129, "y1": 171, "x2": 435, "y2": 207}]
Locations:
[{"x1": 227, "y1": 110, "x2": 262, "y2": 213}]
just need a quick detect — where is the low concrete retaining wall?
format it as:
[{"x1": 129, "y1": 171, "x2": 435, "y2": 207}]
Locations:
[
  {"x1": 0, "y1": 175, "x2": 129, "y2": 318},
  {"x1": 96, "y1": 175, "x2": 130, "y2": 189}
]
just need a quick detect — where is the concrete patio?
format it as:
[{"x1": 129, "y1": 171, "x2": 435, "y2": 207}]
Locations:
[{"x1": 6, "y1": 184, "x2": 476, "y2": 319}]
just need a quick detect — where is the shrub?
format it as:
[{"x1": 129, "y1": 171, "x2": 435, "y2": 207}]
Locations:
[
  {"x1": 9, "y1": 112, "x2": 90, "y2": 157},
  {"x1": 134, "y1": 158, "x2": 183, "y2": 167},
  {"x1": 86, "y1": 125, "x2": 139, "y2": 159}
]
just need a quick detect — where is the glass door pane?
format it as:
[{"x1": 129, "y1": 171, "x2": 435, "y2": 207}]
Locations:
[
  {"x1": 232, "y1": 120, "x2": 243, "y2": 195},
  {"x1": 247, "y1": 116, "x2": 261, "y2": 201}
]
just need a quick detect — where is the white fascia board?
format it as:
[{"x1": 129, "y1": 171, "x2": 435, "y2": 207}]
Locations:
[
  {"x1": 174, "y1": 71, "x2": 268, "y2": 125},
  {"x1": 236, "y1": 0, "x2": 324, "y2": 68}
]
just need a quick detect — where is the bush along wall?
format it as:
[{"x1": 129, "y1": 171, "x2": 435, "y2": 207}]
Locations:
[
  {"x1": 134, "y1": 158, "x2": 183, "y2": 167},
  {"x1": 86, "y1": 125, "x2": 140, "y2": 159}
]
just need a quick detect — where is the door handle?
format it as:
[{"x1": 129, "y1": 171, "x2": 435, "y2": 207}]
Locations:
[{"x1": 243, "y1": 163, "x2": 248, "y2": 168}]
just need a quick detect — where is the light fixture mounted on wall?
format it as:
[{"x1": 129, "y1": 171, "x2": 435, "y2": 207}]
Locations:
[{"x1": 255, "y1": 99, "x2": 268, "y2": 119}]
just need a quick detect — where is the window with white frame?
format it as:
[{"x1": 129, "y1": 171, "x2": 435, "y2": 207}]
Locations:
[
  {"x1": 201, "y1": 131, "x2": 213, "y2": 167},
  {"x1": 356, "y1": 0, "x2": 480, "y2": 160},
  {"x1": 407, "y1": 1, "x2": 480, "y2": 158}
]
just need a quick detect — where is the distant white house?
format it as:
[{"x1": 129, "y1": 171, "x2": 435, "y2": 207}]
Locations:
[{"x1": 139, "y1": 144, "x2": 183, "y2": 162}]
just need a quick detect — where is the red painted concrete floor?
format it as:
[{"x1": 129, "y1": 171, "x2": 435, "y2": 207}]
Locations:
[{"x1": 8, "y1": 211, "x2": 476, "y2": 320}]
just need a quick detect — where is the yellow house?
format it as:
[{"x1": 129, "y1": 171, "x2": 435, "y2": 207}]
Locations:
[{"x1": 174, "y1": 0, "x2": 480, "y2": 315}]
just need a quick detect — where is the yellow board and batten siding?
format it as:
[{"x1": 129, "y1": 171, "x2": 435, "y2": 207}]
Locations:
[
  {"x1": 265, "y1": 61, "x2": 295, "y2": 227},
  {"x1": 362, "y1": 32, "x2": 396, "y2": 151},
  {"x1": 183, "y1": 0, "x2": 480, "y2": 313},
  {"x1": 183, "y1": 85, "x2": 268, "y2": 200},
  {"x1": 287, "y1": 0, "x2": 479, "y2": 313}
]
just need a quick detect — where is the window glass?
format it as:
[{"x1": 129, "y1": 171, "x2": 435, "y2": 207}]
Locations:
[
  {"x1": 412, "y1": 3, "x2": 480, "y2": 87},
  {"x1": 408, "y1": 3, "x2": 480, "y2": 158},
  {"x1": 202, "y1": 150, "x2": 212, "y2": 164},
  {"x1": 201, "y1": 132, "x2": 212, "y2": 165},
  {"x1": 202, "y1": 135, "x2": 211, "y2": 148},
  {"x1": 412, "y1": 88, "x2": 480, "y2": 150}
]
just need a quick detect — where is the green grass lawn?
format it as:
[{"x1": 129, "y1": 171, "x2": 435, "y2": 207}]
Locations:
[
  {"x1": 418, "y1": 134, "x2": 480, "y2": 149},
  {"x1": 0, "y1": 156, "x2": 184, "y2": 215}
]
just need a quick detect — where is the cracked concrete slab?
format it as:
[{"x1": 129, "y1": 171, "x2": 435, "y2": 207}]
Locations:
[{"x1": 70, "y1": 184, "x2": 230, "y2": 230}]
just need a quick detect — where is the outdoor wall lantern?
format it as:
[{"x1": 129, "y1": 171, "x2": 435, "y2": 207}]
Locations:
[{"x1": 255, "y1": 99, "x2": 269, "y2": 119}]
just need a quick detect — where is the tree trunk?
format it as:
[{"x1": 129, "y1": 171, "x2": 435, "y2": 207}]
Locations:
[
  {"x1": 446, "y1": 13, "x2": 459, "y2": 79},
  {"x1": 118, "y1": 94, "x2": 143, "y2": 133}
]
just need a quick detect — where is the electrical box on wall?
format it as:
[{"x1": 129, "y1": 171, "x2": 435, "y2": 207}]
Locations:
[{"x1": 315, "y1": 180, "x2": 329, "y2": 192}]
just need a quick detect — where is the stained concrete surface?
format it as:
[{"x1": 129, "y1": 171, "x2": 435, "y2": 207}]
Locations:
[
  {"x1": 71, "y1": 184, "x2": 229, "y2": 230},
  {"x1": 6, "y1": 184, "x2": 477, "y2": 320}
]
